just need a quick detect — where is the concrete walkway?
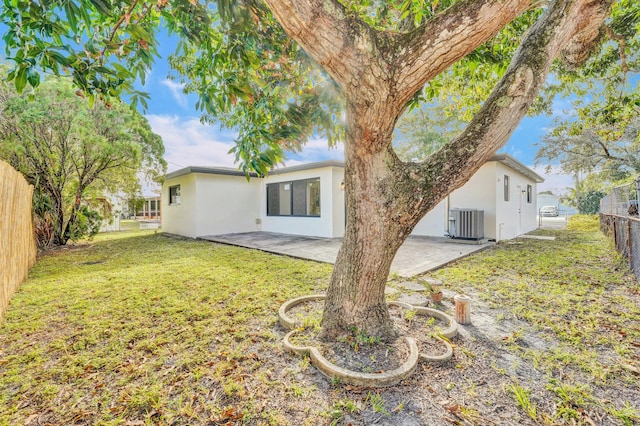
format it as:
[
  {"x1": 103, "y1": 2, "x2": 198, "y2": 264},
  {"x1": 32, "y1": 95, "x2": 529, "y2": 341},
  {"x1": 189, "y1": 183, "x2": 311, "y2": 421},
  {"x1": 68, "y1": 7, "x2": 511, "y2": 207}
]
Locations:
[{"x1": 199, "y1": 232, "x2": 494, "y2": 277}]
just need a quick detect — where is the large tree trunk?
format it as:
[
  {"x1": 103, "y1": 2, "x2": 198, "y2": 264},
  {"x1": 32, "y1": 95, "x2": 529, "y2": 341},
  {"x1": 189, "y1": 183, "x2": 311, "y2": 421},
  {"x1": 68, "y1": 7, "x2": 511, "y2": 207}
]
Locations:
[
  {"x1": 322, "y1": 105, "x2": 409, "y2": 340},
  {"x1": 265, "y1": 0, "x2": 614, "y2": 341}
]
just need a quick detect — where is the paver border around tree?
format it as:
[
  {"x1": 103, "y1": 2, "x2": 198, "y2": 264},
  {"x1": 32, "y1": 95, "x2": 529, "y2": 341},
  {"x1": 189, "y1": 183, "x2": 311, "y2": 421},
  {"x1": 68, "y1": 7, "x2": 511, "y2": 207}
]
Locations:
[{"x1": 279, "y1": 294, "x2": 458, "y2": 386}]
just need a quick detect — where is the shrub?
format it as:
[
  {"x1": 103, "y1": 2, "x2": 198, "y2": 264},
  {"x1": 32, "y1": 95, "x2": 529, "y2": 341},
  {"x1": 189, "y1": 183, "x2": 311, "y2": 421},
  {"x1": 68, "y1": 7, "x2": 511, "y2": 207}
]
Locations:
[{"x1": 567, "y1": 214, "x2": 600, "y2": 232}]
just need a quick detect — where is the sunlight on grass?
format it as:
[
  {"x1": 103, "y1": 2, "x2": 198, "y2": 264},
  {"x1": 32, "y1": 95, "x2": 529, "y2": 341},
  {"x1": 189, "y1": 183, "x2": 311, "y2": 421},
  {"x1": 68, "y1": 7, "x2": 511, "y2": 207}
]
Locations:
[
  {"x1": 1, "y1": 222, "x2": 638, "y2": 424},
  {"x1": 0, "y1": 229, "x2": 332, "y2": 424},
  {"x1": 430, "y1": 225, "x2": 640, "y2": 424}
]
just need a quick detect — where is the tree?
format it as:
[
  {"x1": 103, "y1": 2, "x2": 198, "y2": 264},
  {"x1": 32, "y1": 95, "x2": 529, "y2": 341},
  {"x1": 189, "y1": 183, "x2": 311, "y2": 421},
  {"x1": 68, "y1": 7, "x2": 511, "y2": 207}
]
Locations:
[
  {"x1": 535, "y1": 0, "x2": 639, "y2": 181},
  {"x1": 2, "y1": 0, "x2": 616, "y2": 339},
  {"x1": 537, "y1": 117, "x2": 640, "y2": 177},
  {"x1": 0, "y1": 77, "x2": 166, "y2": 247},
  {"x1": 560, "y1": 172, "x2": 612, "y2": 213},
  {"x1": 393, "y1": 99, "x2": 466, "y2": 162}
]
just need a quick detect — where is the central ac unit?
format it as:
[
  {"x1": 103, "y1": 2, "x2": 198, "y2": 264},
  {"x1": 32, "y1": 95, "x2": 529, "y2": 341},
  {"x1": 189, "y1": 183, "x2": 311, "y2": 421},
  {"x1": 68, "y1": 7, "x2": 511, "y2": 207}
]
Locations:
[{"x1": 449, "y1": 209, "x2": 484, "y2": 240}]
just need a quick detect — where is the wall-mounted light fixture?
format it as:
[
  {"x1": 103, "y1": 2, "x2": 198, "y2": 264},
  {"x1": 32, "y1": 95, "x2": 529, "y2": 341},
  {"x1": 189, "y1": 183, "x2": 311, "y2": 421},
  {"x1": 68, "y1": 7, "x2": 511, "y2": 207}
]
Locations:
[{"x1": 340, "y1": 181, "x2": 345, "y2": 191}]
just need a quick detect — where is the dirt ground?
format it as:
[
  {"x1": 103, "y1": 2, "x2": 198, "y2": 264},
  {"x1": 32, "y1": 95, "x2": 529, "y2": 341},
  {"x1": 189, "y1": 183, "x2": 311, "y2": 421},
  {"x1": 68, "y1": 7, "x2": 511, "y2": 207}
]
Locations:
[{"x1": 262, "y1": 291, "x2": 639, "y2": 426}]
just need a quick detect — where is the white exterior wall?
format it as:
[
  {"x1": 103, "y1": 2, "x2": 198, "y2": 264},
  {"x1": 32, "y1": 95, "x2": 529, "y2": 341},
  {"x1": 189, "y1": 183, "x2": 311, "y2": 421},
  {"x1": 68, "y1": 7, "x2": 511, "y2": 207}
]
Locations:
[
  {"x1": 193, "y1": 174, "x2": 261, "y2": 237},
  {"x1": 412, "y1": 162, "x2": 538, "y2": 241},
  {"x1": 162, "y1": 174, "x2": 199, "y2": 238},
  {"x1": 412, "y1": 163, "x2": 499, "y2": 239},
  {"x1": 494, "y1": 162, "x2": 538, "y2": 240},
  {"x1": 450, "y1": 163, "x2": 499, "y2": 240},
  {"x1": 261, "y1": 166, "x2": 339, "y2": 238},
  {"x1": 162, "y1": 158, "x2": 539, "y2": 241},
  {"x1": 412, "y1": 201, "x2": 448, "y2": 237},
  {"x1": 332, "y1": 167, "x2": 346, "y2": 237}
]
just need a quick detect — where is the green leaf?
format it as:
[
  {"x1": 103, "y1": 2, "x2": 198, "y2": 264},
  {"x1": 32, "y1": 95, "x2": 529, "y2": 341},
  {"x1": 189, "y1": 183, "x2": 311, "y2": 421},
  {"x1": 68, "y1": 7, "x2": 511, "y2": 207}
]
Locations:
[
  {"x1": 15, "y1": 67, "x2": 27, "y2": 92},
  {"x1": 88, "y1": 0, "x2": 112, "y2": 16},
  {"x1": 49, "y1": 51, "x2": 73, "y2": 67},
  {"x1": 26, "y1": 67, "x2": 40, "y2": 87},
  {"x1": 127, "y1": 24, "x2": 152, "y2": 42},
  {"x1": 65, "y1": 1, "x2": 78, "y2": 32}
]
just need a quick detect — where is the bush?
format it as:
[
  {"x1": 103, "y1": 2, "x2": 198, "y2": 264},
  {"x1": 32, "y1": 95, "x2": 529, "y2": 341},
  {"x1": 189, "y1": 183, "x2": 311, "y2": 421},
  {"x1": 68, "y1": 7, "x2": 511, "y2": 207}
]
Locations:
[
  {"x1": 567, "y1": 214, "x2": 600, "y2": 232},
  {"x1": 66, "y1": 206, "x2": 103, "y2": 242}
]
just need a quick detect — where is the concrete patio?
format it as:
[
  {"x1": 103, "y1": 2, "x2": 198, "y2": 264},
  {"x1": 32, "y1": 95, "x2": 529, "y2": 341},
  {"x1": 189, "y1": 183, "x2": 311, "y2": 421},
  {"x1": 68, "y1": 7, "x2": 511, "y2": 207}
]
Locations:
[{"x1": 199, "y1": 232, "x2": 494, "y2": 277}]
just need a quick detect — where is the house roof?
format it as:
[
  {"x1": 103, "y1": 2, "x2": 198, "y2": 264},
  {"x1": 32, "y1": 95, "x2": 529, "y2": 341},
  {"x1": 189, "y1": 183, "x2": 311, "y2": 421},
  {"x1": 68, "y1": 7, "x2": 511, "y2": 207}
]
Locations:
[
  {"x1": 491, "y1": 154, "x2": 544, "y2": 183},
  {"x1": 164, "y1": 160, "x2": 344, "y2": 180},
  {"x1": 165, "y1": 156, "x2": 543, "y2": 183},
  {"x1": 165, "y1": 166, "x2": 258, "y2": 180}
]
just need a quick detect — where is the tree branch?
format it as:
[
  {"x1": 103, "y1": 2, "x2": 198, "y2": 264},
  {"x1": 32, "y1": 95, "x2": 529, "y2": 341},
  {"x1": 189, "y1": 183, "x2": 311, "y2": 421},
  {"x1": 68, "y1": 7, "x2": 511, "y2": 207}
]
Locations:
[
  {"x1": 395, "y1": 0, "x2": 534, "y2": 103},
  {"x1": 261, "y1": 0, "x2": 365, "y2": 89},
  {"x1": 399, "y1": 0, "x2": 613, "y2": 217}
]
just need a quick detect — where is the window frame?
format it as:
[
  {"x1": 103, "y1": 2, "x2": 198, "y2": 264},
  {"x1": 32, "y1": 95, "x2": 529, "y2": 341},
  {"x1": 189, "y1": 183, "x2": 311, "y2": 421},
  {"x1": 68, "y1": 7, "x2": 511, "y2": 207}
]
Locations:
[
  {"x1": 526, "y1": 184, "x2": 532, "y2": 203},
  {"x1": 503, "y1": 175, "x2": 510, "y2": 202},
  {"x1": 169, "y1": 185, "x2": 181, "y2": 206},
  {"x1": 266, "y1": 177, "x2": 321, "y2": 217}
]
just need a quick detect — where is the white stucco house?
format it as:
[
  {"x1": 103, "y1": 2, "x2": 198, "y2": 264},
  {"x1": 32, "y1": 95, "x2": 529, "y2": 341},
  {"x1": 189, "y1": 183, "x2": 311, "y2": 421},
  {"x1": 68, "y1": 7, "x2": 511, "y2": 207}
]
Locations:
[{"x1": 161, "y1": 154, "x2": 543, "y2": 242}]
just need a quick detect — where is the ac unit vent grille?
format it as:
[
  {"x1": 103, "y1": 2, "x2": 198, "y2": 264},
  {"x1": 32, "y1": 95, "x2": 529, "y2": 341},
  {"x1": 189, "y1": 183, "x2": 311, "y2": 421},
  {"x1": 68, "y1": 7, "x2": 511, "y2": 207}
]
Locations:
[{"x1": 449, "y1": 209, "x2": 484, "y2": 240}]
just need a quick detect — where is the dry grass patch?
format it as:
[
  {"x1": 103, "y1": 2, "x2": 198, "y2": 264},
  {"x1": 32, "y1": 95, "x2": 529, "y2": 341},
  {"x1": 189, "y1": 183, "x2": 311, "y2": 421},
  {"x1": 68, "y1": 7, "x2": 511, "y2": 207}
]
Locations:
[{"x1": 428, "y1": 220, "x2": 640, "y2": 425}]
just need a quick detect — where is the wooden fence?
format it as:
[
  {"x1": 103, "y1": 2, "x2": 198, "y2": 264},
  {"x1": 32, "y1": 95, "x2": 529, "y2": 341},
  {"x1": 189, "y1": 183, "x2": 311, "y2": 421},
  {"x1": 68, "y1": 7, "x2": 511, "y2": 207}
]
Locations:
[{"x1": 0, "y1": 160, "x2": 36, "y2": 321}]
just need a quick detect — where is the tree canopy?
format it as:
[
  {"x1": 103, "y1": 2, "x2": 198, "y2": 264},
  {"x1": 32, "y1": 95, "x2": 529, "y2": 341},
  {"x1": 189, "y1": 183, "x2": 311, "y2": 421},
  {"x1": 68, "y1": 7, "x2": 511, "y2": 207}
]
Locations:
[
  {"x1": 1, "y1": 0, "x2": 622, "y2": 339},
  {"x1": 537, "y1": 117, "x2": 640, "y2": 177},
  {"x1": 535, "y1": 0, "x2": 639, "y2": 183},
  {"x1": 0, "y1": 75, "x2": 165, "y2": 246}
]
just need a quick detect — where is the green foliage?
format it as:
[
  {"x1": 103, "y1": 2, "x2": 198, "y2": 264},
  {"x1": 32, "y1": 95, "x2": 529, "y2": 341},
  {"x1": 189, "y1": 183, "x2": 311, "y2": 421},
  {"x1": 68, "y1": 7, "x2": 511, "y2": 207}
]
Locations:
[
  {"x1": 508, "y1": 382, "x2": 537, "y2": 420},
  {"x1": 536, "y1": 0, "x2": 640, "y2": 177},
  {"x1": 576, "y1": 190, "x2": 606, "y2": 214},
  {"x1": 1, "y1": 0, "x2": 606, "y2": 176},
  {"x1": 393, "y1": 99, "x2": 465, "y2": 161},
  {"x1": 169, "y1": 1, "x2": 344, "y2": 176},
  {"x1": 536, "y1": 118, "x2": 640, "y2": 179},
  {"x1": 66, "y1": 206, "x2": 103, "y2": 242},
  {"x1": 0, "y1": 75, "x2": 166, "y2": 246},
  {"x1": 366, "y1": 392, "x2": 390, "y2": 416},
  {"x1": 608, "y1": 401, "x2": 640, "y2": 426},
  {"x1": 1, "y1": 0, "x2": 211, "y2": 108},
  {"x1": 567, "y1": 214, "x2": 600, "y2": 232}
]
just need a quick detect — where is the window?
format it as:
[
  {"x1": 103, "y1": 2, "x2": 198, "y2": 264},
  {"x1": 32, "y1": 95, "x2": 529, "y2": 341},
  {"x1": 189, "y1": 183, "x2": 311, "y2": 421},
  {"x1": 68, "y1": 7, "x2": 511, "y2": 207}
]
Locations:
[
  {"x1": 267, "y1": 178, "x2": 320, "y2": 216},
  {"x1": 503, "y1": 175, "x2": 510, "y2": 202},
  {"x1": 527, "y1": 185, "x2": 532, "y2": 203},
  {"x1": 169, "y1": 185, "x2": 181, "y2": 205}
]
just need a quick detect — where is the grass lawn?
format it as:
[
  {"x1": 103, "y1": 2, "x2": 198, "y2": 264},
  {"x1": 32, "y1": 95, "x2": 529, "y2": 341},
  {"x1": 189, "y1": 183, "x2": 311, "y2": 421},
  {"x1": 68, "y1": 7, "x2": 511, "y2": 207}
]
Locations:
[{"x1": 0, "y1": 218, "x2": 639, "y2": 425}]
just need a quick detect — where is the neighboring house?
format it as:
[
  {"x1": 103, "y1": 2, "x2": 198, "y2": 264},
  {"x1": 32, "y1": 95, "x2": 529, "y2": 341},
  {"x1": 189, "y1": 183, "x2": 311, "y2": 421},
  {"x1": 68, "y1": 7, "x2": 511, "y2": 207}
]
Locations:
[
  {"x1": 162, "y1": 154, "x2": 543, "y2": 242},
  {"x1": 537, "y1": 193, "x2": 577, "y2": 216},
  {"x1": 135, "y1": 195, "x2": 161, "y2": 220}
]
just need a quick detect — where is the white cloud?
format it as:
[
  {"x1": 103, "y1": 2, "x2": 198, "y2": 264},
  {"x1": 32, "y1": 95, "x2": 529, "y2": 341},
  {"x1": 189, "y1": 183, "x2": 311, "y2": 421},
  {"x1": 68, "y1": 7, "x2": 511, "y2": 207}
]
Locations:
[
  {"x1": 146, "y1": 114, "x2": 238, "y2": 172},
  {"x1": 530, "y1": 164, "x2": 574, "y2": 195},
  {"x1": 148, "y1": 114, "x2": 345, "y2": 175},
  {"x1": 161, "y1": 80, "x2": 188, "y2": 109},
  {"x1": 283, "y1": 137, "x2": 344, "y2": 167}
]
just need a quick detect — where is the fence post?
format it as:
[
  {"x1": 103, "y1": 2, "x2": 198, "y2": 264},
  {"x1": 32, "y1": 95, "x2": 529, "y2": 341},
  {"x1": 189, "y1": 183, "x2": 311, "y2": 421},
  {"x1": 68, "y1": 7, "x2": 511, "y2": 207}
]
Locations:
[{"x1": 628, "y1": 219, "x2": 632, "y2": 258}]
